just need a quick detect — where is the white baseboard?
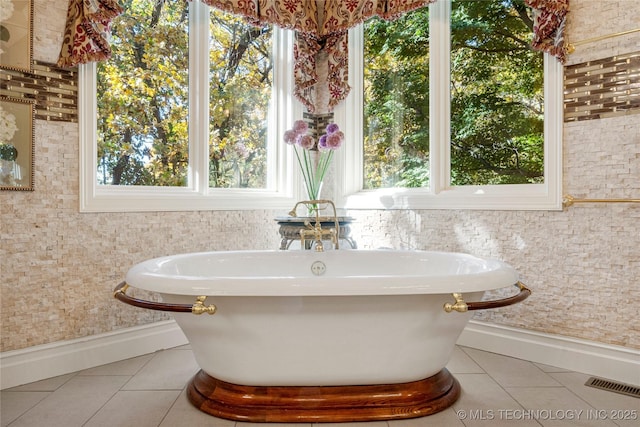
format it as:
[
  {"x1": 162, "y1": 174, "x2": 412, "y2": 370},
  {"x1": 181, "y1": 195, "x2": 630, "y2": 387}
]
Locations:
[
  {"x1": 0, "y1": 320, "x2": 188, "y2": 390},
  {"x1": 2, "y1": 319, "x2": 638, "y2": 390},
  {"x1": 457, "y1": 320, "x2": 640, "y2": 387}
]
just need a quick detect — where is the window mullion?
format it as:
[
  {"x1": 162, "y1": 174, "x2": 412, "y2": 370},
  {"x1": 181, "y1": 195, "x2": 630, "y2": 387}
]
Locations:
[
  {"x1": 543, "y1": 54, "x2": 564, "y2": 208},
  {"x1": 189, "y1": 0, "x2": 210, "y2": 194},
  {"x1": 333, "y1": 26, "x2": 363, "y2": 206},
  {"x1": 429, "y1": 0, "x2": 451, "y2": 194},
  {"x1": 79, "y1": 63, "x2": 98, "y2": 211},
  {"x1": 270, "y1": 28, "x2": 299, "y2": 196}
]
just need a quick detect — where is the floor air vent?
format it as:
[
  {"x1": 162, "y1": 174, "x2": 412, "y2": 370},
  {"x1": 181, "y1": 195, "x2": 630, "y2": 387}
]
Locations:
[{"x1": 584, "y1": 377, "x2": 640, "y2": 398}]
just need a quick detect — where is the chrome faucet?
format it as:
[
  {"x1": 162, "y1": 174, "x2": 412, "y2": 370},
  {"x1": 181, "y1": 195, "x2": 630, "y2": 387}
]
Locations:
[{"x1": 288, "y1": 199, "x2": 340, "y2": 252}]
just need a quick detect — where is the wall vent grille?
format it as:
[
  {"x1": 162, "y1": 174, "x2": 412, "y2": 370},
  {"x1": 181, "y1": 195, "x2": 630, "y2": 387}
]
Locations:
[{"x1": 584, "y1": 377, "x2": 640, "y2": 398}]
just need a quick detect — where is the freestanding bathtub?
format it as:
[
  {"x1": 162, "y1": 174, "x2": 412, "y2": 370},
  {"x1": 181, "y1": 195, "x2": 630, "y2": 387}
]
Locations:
[{"x1": 114, "y1": 249, "x2": 530, "y2": 422}]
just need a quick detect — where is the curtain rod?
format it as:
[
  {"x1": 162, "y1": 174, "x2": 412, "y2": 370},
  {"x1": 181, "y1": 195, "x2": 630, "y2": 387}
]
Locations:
[
  {"x1": 563, "y1": 194, "x2": 640, "y2": 208},
  {"x1": 567, "y1": 28, "x2": 640, "y2": 53}
]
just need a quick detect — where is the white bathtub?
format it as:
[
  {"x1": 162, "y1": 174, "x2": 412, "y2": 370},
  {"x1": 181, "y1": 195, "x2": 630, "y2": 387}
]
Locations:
[
  {"x1": 116, "y1": 249, "x2": 528, "y2": 421},
  {"x1": 122, "y1": 249, "x2": 521, "y2": 385}
]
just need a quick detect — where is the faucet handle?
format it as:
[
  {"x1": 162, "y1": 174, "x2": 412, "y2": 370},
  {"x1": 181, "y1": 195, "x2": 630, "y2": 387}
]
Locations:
[{"x1": 289, "y1": 199, "x2": 341, "y2": 251}]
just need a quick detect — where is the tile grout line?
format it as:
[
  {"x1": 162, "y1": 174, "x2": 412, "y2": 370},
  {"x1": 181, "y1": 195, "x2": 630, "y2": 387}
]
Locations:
[
  {"x1": 80, "y1": 381, "x2": 130, "y2": 427},
  {"x1": 156, "y1": 384, "x2": 188, "y2": 427},
  {"x1": 459, "y1": 346, "x2": 547, "y2": 426}
]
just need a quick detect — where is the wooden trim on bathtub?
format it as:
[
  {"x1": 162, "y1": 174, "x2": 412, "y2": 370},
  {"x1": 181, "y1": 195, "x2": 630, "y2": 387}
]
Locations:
[
  {"x1": 113, "y1": 282, "x2": 196, "y2": 313},
  {"x1": 187, "y1": 369, "x2": 461, "y2": 422},
  {"x1": 114, "y1": 282, "x2": 217, "y2": 315},
  {"x1": 467, "y1": 282, "x2": 531, "y2": 311}
]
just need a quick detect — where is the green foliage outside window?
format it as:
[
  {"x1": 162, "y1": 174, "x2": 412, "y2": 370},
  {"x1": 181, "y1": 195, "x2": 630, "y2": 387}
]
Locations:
[
  {"x1": 364, "y1": 0, "x2": 544, "y2": 189},
  {"x1": 208, "y1": 10, "x2": 272, "y2": 188},
  {"x1": 98, "y1": 0, "x2": 542, "y2": 190},
  {"x1": 97, "y1": 0, "x2": 272, "y2": 188}
]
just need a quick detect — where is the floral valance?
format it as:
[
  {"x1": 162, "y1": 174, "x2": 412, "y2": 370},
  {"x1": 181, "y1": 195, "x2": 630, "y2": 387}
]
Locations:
[
  {"x1": 58, "y1": 0, "x2": 570, "y2": 111},
  {"x1": 196, "y1": 0, "x2": 437, "y2": 111},
  {"x1": 526, "y1": 0, "x2": 569, "y2": 63},
  {"x1": 57, "y1": 0, "x2": 123, "y2": 68}
]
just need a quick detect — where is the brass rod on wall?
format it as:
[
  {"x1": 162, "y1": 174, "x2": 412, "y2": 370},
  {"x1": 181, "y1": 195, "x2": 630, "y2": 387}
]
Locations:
[
  {"x1": 563, "y1": 194, "x2": 640, "y2": 208},
  {"x1": 567, "y1": 28, "x2": 640, "y2": 53}
]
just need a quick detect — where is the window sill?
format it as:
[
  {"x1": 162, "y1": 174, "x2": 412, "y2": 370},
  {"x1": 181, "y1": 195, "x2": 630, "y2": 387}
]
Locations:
[
  {"x1": 80, "y1": 187, "x2": 297, "y2": 212},
  {"x1": 340, "y1": 184, "x2": 563, "y2": 211}
]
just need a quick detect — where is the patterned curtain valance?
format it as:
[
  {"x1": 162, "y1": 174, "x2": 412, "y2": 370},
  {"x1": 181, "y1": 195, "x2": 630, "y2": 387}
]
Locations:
[
  {"x1": 198, "y1": 0, "x2": 436, "y2": 111},
  {"x1": 199, "y1": 0, "x2": 319, "y2": 34},
  {"x1": 526, "y1": 0, "x2": 570, "y2": 63},
  {"x1": 57, "y1": 0, "x2": 570, "y2": 111},
  {"x1": 201, "y1": 0, "x2": 570, "y2": 111},
  {"x1": 57, "y1": 0, "x2": 123, "y2": 68},
  {"x1": 199, "y1": 0, "x2": 436, "y2": 35}
]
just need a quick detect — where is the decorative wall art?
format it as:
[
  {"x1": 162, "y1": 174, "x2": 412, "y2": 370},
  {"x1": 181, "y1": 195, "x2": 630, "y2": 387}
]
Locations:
[
  {"x1": 0, "y1": 96, "x2": 34, "y2": 190},
  {"x1": 0, "y1": 0, "x2": 33, "y2": 72}
]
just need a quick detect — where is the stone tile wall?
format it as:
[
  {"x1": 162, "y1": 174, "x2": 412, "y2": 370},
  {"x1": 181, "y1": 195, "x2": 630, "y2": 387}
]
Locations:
[{"x1": 1, "y1": 0, "x2": 639, "y2": 352}]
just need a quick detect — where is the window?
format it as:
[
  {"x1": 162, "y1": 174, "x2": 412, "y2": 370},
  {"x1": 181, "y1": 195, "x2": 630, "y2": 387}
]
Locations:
[
  {"x1": 335, "y1": 0, "x2": 562, "y2": 210},
  {"x1": 80, "y1": 0, "x2": 300, "y2": 212}
]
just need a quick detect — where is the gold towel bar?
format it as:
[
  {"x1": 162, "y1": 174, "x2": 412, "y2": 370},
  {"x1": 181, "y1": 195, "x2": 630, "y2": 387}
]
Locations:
[
  {"x1": 563, "y1": 194, "x2": 640, "y2": 208},
  {"x1": 567, "y1": 28, "x2": 640, "y2": 53}
]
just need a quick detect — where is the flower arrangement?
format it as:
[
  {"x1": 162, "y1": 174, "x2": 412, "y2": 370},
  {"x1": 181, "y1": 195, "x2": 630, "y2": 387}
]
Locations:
[{"x1": 284, "y1": 120, "x2": 344, "y2": 202}]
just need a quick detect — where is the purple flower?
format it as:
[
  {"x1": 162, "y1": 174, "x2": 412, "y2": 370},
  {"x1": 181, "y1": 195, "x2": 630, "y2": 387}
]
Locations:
[
  {"x1": 283, "y1": 129, "x2": 297, "y2": 145},
  {"x1": 326, "y1": 131, "x2": 344, "y2": 149},
  {"x1": 298, "y1": 134, "x2": 315, "y2": 150},
  {"x1": 292, "y1": 120, "x2": 309, "y2": 135},
  {"x1": 325, "y1": 123, "x2": 339, "y2": 134},
  {"x1": 283, "y1": 119, "x2": 346, "y2": 202},
  {"x1": 317, "y1": 134, "x2": 329, "y2": 151}
]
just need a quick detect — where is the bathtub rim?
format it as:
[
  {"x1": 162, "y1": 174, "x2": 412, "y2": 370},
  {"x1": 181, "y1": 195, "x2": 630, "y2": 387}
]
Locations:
[{"x1": 124, "y1": 249, "x2": 520, "y2": 296}]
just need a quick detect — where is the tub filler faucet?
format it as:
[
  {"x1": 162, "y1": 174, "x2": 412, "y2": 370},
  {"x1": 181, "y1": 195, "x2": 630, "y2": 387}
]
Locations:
[{"x1": 288, "y1": 199, "x2": 340, "y2": 252}]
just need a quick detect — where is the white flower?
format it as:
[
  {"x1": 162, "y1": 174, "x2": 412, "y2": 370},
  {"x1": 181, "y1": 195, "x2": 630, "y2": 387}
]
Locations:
[
  {"x1": 0, "y1": 0, "x2": 15, "y2": 21},
  {"x1": 0, "y1": 105, "x2": 18, "y2": 142}
]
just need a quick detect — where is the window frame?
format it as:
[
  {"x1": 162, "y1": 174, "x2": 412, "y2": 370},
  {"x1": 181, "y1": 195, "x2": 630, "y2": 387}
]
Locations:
[
  {"x1": 80, "y1": 1, "x2": 302, "y2": 212},
  {"x1": 333, "y1": 0, "x2": 563, "y2": 211}
]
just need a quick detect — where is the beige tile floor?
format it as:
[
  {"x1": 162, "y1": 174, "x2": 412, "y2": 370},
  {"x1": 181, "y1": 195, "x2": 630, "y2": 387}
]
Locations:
[{"x1": 1, "y1": 345, "x2": 638, "y2": 427}]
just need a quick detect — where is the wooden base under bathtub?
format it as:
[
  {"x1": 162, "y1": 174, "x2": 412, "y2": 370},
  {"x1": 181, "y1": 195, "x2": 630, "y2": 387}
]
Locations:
[{"x1": 186, "y1": 369, "x2": 461, "y2": 422}]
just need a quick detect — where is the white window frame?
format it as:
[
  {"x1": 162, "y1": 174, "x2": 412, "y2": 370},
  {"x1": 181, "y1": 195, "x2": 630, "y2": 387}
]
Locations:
[
  {"x1": 333, "y1": 1, "x2": 563, "y2": 211},
  {"x1": 80, "y1": 1, "x2": 302, "y2": 212}
]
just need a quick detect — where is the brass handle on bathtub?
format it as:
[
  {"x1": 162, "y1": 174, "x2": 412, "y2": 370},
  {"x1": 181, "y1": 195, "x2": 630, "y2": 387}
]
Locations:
[
  {"x1": 443, "y1": 293, "x2": 468, "y2": 313},
  {"x1": 113, "y1": 282, "x2": 216, "y2": 315},
  {"x1": 444, "y1": 282, "x2": 531, "y2": 313},
  {"x1": 192, "y1": 296, "x2": 217, "y2": 315}
]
